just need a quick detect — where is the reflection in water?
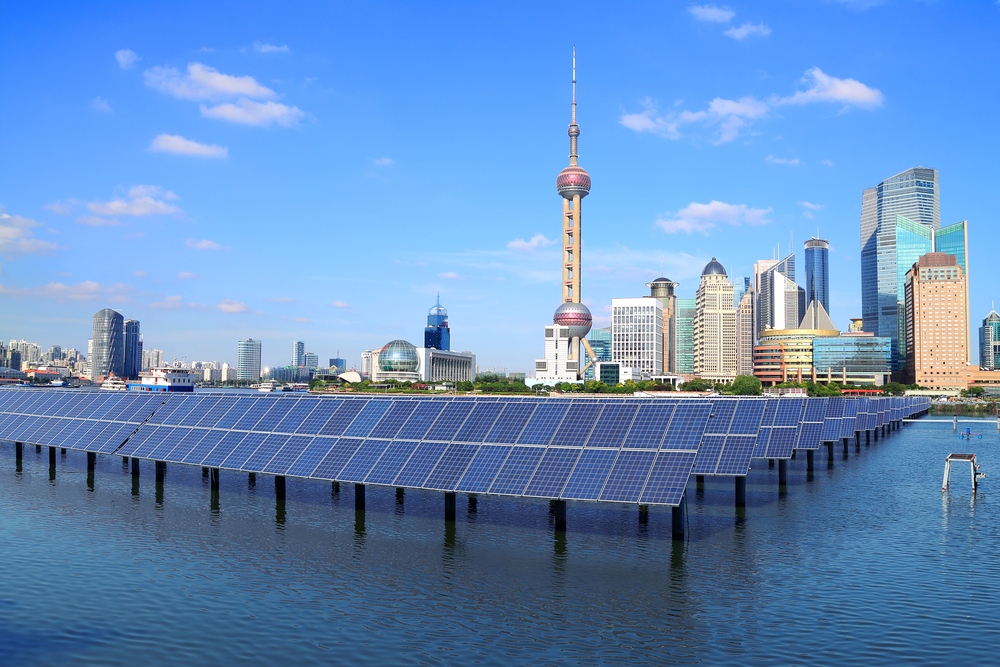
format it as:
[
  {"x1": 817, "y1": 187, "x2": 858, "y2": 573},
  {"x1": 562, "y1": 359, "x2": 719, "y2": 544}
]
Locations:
[
  {"x1": 395, "y1": 487, "x2": 405, "y2": 515},
  {"x1": 248, "y1": 472, "x2": 256, "y2": 491},
  {"x1": 155, "y1": 482, "x2": 164, "y2": 508},
  {"x1": 275, "y1": 499, "x2": 286, "y2": 528},
  {"x1": 48, "y1": 464, "x2": 55, "y2": 484},
  {"x1": 442, "y1": 521, "x2": 457, "y2": 570},
  {"x1": 209, "y1": 490, "x2": 220, "y2": 520},
  {"x1": 353, "y1": 510, "x2": 365, "y2": 550},
  {"x1": 637, "y1": 505, "x2": 649, "y2": 540}
]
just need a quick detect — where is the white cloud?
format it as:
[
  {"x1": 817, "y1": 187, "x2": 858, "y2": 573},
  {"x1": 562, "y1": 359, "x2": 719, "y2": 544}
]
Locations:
[
  {"x1": 92, "y1": 97, "x2": 112, "y2": 112},
  {"x1": 0, "y1": 207, "x2": 60, "y2": 258},
  {"x1": 87, "y1": 185, "x2": 181, "y2": 217},
  {"x1": 332, "y1": 300, "x2": 349, "y2": 308},
  {"x1": 133, "y1": 271, "x2": 147, "y2": 278},
  {"x1": 655, "y1": 201, "x2": 772, "y2": 234},
  {"x1": 724, "y1": 22, "x2": 771, "y2": 40},
  {"x1": 0, "y1": 280, "x2": 136, "y2": 302},
  {"x1": 267, "y1": 297, "x2": 297, "y2": 303},
  {"x1": 507, "y1": 233, "x2": 555, "y2": 253},
  {"x1": 149, "y1": 133, "x2": 228, "y2": 158},
  {"x1": 254, "y1": 42, "x2": 289, "y2": 53},
  {"x1": 185, "y1": 238, "x2": 224, "y2": 251},
  {"x1": 199, "y1": 98, "x2": 303, "y2": 127},
  {"x1": 115, "y1": 49, "x2": 140, "y2": 70},
  {"x1": 688, "y1": 4, "x2": 734, "y2": 22},
  {"x1": 622, "y1": 68, "x2": 881, "y2": 143},
  {"x1": 178, "y1": 271, "x2": 199, "y2": 279},
  {"x1": 150, "y1": 295, "x2": 185, "y2": 309},
  {"x1": 774, "y1": 67, "x2": 884, "y2": 108},
  {"x1": 216, "y1": 299, "x2": 250, "y2": 313},
  {"x1": 798, "y1": 201, "x2": 823, "y2": 211},
  {"x1": 822, "y1": 159, "x2": 835, "y2": 167},
  {"x1": 144, "y1": 63, "x2": 276, "y2": 102},
  {"x1": 765, "y1": 155, "x2": 802, "y2": 166},
  {"x1": 44, "y1": 201, "x2": 72, "y2": 215},
  {"x1": 75, "y1": 215, "x2": 122, "y2": 226},
  {"x1": 373, "y1": 157, "x2": 394, "y2": 166},
  {"x1": 438, "y1": 272, "x2": 461, "y2": 280}
]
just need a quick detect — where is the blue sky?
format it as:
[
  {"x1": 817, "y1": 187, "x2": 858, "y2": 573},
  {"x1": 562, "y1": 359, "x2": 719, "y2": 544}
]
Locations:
[{"x1": 1, "y1": 1, "x2": 998, "y2": 372}]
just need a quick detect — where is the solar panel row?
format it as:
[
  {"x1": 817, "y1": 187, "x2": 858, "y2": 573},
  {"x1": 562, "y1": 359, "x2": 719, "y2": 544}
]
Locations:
[{"x1": 0, "y1": 390, "x2": 932, "y2": 506}]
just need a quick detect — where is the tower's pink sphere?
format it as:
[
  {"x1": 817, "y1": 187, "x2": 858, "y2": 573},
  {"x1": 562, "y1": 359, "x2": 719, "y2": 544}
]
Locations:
[{"x1": 556, "y1": 166, "x2": 591, "y2": 199}]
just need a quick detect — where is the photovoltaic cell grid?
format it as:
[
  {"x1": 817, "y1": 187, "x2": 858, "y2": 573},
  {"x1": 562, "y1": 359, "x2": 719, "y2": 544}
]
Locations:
[{"x1": 0, "y1": 390, "x2": 931, "y2": 506}]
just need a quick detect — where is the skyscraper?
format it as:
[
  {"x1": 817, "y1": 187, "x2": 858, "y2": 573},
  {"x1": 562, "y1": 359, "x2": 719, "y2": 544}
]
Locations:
[
  {"x1": 934, "y1": 220, "x2": 971, "y2": 362},
  {"x1": 756, "y1": 253, "x2": 804, "y2": 336},
  {"x1": 91, "y1": 308, "x2": 125, "y2": 381},
  {"x1": 736, "y1": 289, "x2": 755, "y2": 376},
  {"x1": 904, "y1": 253, "x2": 967, "y2": 389},
  {"x1": 694, "y1": 258, "x2": 737, "y2": 382},
  {"x1": 424, "y1": 294, "x2": 451, "y2": 350},
  {"x1": 675, "y1": 298, "x2": 696, "y2": 374},
  {"x1": 980, "y1": 309, "x2": 1000, "y2": 370},
  {"x1": 292, "y1": 341, "x2": 305, "y2": 366},
  {"x1": 645, "y1": 276, "x2": 678, "y2": 373},
  {"x1": 860, "y1": 167, "x2": 940, "y2": 371},
  {"x1": 536, "y1": 50, "x2": 593, "y2": 381},
  {"x1": 123, "y1": 319, "x2": 142, "y2": 379},
  {"x1": 611, "y1": 297, "x2": 663, "y2": 377},
  {"x1": 237, "y1": 339, "x2": 262, "y2": 381},
  {"x1": 303, "y1": 352, "x2": 319, "y2": 370},
  {"x1": 804, "y1": 238, "x2": 829, "y2": 316}
]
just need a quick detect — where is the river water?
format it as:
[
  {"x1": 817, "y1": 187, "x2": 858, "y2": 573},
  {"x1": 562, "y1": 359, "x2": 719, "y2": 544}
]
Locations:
[{"x1": 1, "y1": 419, "x2": 998, "y2": 665}]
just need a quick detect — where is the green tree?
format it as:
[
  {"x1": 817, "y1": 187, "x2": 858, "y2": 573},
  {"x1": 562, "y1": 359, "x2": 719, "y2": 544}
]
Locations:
[
  {"x1": 679, "y1": 379, "x2": 714, "y2": 392},
  {"x1": 731, "y1": 374, "x2": 762, "y2": 395}
]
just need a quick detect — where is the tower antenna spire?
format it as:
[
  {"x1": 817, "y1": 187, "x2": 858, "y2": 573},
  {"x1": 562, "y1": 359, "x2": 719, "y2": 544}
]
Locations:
[{"x1": 572, "y1": 45, "x2": 577, "y2": 125}]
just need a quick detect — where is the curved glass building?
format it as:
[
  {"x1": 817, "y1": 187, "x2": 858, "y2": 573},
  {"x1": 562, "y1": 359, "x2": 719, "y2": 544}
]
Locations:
[
  {"x1": 804, "y1": 238, "x2": 829, "y2": 317},
  {"x1": 91, "y1": 308, "x2": 124, "y2": 381}
]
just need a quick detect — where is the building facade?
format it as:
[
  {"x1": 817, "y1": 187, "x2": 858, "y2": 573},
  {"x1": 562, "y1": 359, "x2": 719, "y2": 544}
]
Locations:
[
  {"x1": 535, "y1": 324, "x2": 583, "y2": 383},
  {"x1": 91, "y1": 308, "x2": 125, "y2": 381},
  {"x1": 292, "y1": 341, "x2": 305, "y2": 367},
  {"x1": 812, "y1": 334, "x2": 892, "y2": 386},
  {"x1": 736, "y1": 289, "x2": 755, "y2": 376},
  {"x1": 237, "y1": 338, "x2": 262, "y2": 381},
  {"x1": 611, "y1": 297, "x2": 663, "y2": 377},
  {"x1": 416, "y1": 348, "x2": 476, "y2": 383},
  {"x1": 904, "y1": 253, "x2": 967, "y2": 390},
  {"x1": 583, "y1": 326, "x2": 611, "y2": 381},
  {"x1": 693, "y1": 258, "x2": 737, "y2": 382},
  {"x1": 980, "y1": 309, "x2": 1000, "y2": 370},
  {"x1": 303, "y1": 352, "x2": 319, "y2": 370},
  {"x1": 804, "y1": 238, "x2": 830, "y2": 316}
]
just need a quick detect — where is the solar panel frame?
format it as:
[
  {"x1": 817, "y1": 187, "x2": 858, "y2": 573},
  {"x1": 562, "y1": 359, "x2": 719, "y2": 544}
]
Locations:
[
  {"x1": 454, "y1": 444, "x2": 513, "y2": 493},
  {"x1": 521, "y1": 447, "x2": 582, "y2": 498},
  {"x1": 599, "y1": 450, "x2": 657, "y2": 502},
  {"x1": 488, "y1": 445, "x2": 547, "y2": 496}
]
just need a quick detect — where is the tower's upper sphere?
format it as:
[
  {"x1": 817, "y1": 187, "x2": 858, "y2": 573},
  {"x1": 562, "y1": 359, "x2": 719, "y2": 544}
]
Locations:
[
  {"x1": 557, "y1": 165, "x2": 591, "y2": 199},
  {"x1": 701, "y1": 257, "x2": 727, "y2": 277},
  {"x1": 553, "y1": 301, "x2": 593, "y2": 339}
]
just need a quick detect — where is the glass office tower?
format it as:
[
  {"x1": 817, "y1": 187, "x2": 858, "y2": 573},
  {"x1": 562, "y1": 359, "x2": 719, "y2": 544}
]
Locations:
[
  {"x1": 91, "y1": 308, "x2": 125, "y2": 380},
  {"x1": 237, "y1": 339, "x2": 262, "y2": 381},
  {"x1": 860, "y1": 167, "x2": 939, "y2": 371},
  {"x1": 804, "y1": 238, "x2": 829, "y2": 316},
  {"x1": 675, "y1": 298, "x2": 696, "y2": 374},
  {"x1": 424, "y1": 295, "x2": 451, "y2": 351},
  {"x1": 980, "y1": 310, "x2": 1000, "y2": 370},
  {"x1": 123, "y1": 319, "x2": 142, "y2": 379},
  {"x1": 935, "y1": 220, "x2": 970, "y2": 362}
]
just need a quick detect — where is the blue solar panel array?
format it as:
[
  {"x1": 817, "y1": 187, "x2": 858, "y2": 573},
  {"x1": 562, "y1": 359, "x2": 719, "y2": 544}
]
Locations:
[{"x1": 0, "y1": 390, "x2": 931, "y2": 506}]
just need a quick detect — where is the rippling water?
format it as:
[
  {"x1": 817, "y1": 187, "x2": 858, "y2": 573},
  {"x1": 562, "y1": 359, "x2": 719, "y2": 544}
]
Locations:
[{"x1": 2, "y1": 420, "x2": 998, "y2": 665}]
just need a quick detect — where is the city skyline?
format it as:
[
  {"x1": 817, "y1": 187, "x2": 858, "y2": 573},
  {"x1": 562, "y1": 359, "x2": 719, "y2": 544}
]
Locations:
[{"x1": 2, "y1": 2, "x2": 998, "y2": 373}]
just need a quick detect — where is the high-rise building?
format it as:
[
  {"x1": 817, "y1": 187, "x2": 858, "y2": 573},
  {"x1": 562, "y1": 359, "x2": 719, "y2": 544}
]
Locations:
[
  {"x1": 861, "y1": 167, "x2": 940, "y2": 371},
  {"x1": 91, "y1": 308, "x2": 125, "y2": 380},
  {"x1": 675, "y1": 298, "x2": 696, "y2": 374},
  {"x1": 424, "y1": 295, "x2": 451, "y2": 350},
  {"x1": 757, "y1": 253, "x2": 803, "y2": 336},
  {"x1": 535, "y1": 50, "x2": 593, "y2": 382},
  {"x1": 736, "y1": 289, "x2": 755, "y2": 376},
  {"x1": 292, "y1": 341, "x2": 305, "y2": 367},
  {"x1": 124, "y1": 319, "x2": 142, "y2": 379},
  {"x1": 611, "y1": 297, "x2": 663, "y2": 377},
  {"x1": 904, "y1": 253, "x2": 967, "y2": 390},
  {"x1": 694, "y1": 258, "x2": 737, "y2": 382},
  {"x1": 237, "y1": 338, "x2": 262, "y2": 381},
  {"x1": 329, "y1": 357, "x2": 347, "y2": 374},
  {"x1": 979, "y1": 309, "x2": 1000, "y2": 370},
  {"x1": 804, "y1": 238, "x2": 830, "y2": 317},
  {"x1": 934, "y1": 220, "x2": 971, "y2": 362},
  {"x1": 303, "y1": 352, "x2": 319, "y2": 370},
  {"x1": 583, "y1": 326, "x2": 612, "y2": 381},
  {"x1": 645, "y1": 276, "x2": 678, "y2": 373}
]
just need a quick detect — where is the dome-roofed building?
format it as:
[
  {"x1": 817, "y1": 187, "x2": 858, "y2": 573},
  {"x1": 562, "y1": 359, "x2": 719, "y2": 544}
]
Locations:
[
  {"x1": 375, "y1": 339, "x2": 420, "y2": 382},
  {"x1": 646, "y1": 276, "x2": 679, "y2": 374},
  {"x1": 702, "y1": 257, "x2": 727, "y2": 277}
]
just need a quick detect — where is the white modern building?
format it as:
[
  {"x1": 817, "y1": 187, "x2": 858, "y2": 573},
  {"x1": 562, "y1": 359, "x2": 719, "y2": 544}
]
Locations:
[
  {"x1": 611, "y1": 297, "x2": 663, "y2": 377},
  {"x1": 237, "y1": 339, "x2": 262, "y2": 381},
  {"x1": 365, "y1": 340, "x2": 476, "y2": 383},
  {"x1": 534, "y1": 323, "x2": 582, "y2": 383},
  {"x1": 694, "y1": 258, "x2": 737, "y2": 382}
]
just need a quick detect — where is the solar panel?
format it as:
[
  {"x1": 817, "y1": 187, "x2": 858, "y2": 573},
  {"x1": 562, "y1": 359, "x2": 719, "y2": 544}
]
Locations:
[
  {"x1": 366, "y1": 402, "x2": 418, "y2": 439},
  {"x1": 454, "y1": 444, "x2": 512, "y2": 493},
  {"x1": 219, "y1": 432, "x2": 267, "y2": 469},
  {"x1": 294, "y1": 399, "x2": 341, "y2": 434},
  {"x1": 263, "y1": 435, "x2": 315, "y2": 475},
  {"x1": 311, "y1": 438, "x2": 365, "y2": 479},
  {"x1": 338, "y1": 439, "x2": 392, "y2": 482},
  {"x1": 318, "y1": 399, "x2": 369, "y2": 436},
  {"x1": 638, "y1": 451, "x2": 697, "y2": 505},
  {"x1": 599, "y1": 450, "x2": 656, "y2": 502},
  {"x1": 242, "y1": 433, "x2": 291, "y2": 471},
  {"x1": 197, "y1": 431, "x2": 248, "y2": 466},
  {"x1": 622, "y1": 403, "x2": 675, "y2": 449},
  {"x1": 488, "y1": 446, "x2": 546, "y2": 495},
  {"x1": 453, "y1": 402, "x2": 505, "y2": 443},
  {"x1": 424, "y1": 443, "x2": 480, "y2": 490},
  {"x1": 394, "y1": 441, "x2": 450, "y2": 487},
  {"x1": 484, "y1": 403, "x2": 536, "y2": 444},
  {"x1": 342, "y1": 400, "x2": 393, "y2": 438},
  {"x1": 364, "y1": 440, "x2": 420, "y2": 485},
  {"x1": 522, "y1": 447, "x2": 581, "y2": 498},
  {"x1": 715, "y1": 435, "x2": 758, "y2": 475},
  {"x1": 584, "y1": 403, "x2": 638, "y2": 448},
  {"x1": 821, "y1": 397, "x2": 845, "y2": 441},
  {"x1": 424, "y1": 401, "x2": 475, "y2": 442}
]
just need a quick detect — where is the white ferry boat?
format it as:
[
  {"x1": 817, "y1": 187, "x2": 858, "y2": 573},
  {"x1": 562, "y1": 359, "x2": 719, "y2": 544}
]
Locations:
[
  {"x1": 258, "y1": 379, "x2": 281, "y2": 393},
  {"x1": 100, "y1": 375, "x2": 128, "y2": 391},
  {"x1": 127, "y1": 367, "x2": 196, "y2": 393}
]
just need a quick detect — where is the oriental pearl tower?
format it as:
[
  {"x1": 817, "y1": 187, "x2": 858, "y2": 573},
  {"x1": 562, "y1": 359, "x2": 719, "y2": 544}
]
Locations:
[{"x1": 552, "y1": 48, "x2": 594, "y2": 376}]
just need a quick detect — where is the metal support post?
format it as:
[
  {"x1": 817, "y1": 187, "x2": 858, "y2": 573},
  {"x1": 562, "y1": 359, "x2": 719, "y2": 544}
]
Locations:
[
  {"x1": 866, "y1": 430, "x2": 870, "y2": 445},
  {"x1": 735, "y1": 476, "x2": 747, "y2": 507},
  {"x1": 806, "y1": 449, "x2": 814, "y2": 472},
  {"x1": 671, "y1": 493, "x2": 687, "y2": 540},
  {"x1": 855, "y1": 431, "x2": 861, "y2": 448},
  {"x1": 953, "y1": 416, "x2": 957, "y2": 431},
  {"x1": 778, "y1": 459, "x2": 788, "y2": 485},
  {"x1": 553, "y1": 499, "x2": 567, "y2": 532},
  {"x1": 36, "y1": 445, "x2": 41, "y2": 454},
  {"x1": 826, "y1": 441, "x2": 834, "y2": 461},
  {"x1": 768, "y1": 459, "x2": 774, "y2": 468},
  {"x1": 131, "y1": 457, "x2": 140, "y2": 477},
  {"x1": 444, "y1": 492, "x2": 456, "y2": 521},
  {"x1": 696, "y1": 475, "x2": 705, "y2": 489},
  {"x1": 874, "y1": 427, "x2": 879, "y2": 441},
  {"x1": 155, "y1": 461, "x2": 165, "y2": 482},
  {"x1": 248, "y1": 472, "x2": 256, "y2": 489},
  {"x1": 87, "y1": 451, "x2": 96, "y2": 470},
  {"x1": 15, "y1": 442, "x2": 23, "y2": 461},
  {"x1": 843, "y1": 438, "x2": 849, "y2": 455},
  {"x1": 275, "y1": 475, "x2": 286, "y2": 500},
  {"x1": 49, "y1": 446, "x2": 56, "y2": 465},
  {"x1": 355, "y1": 483, "x2": 365, "y2": 511},
  {"x1": 209, "y1": 468, "x2": 220, "y2": 491}
]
